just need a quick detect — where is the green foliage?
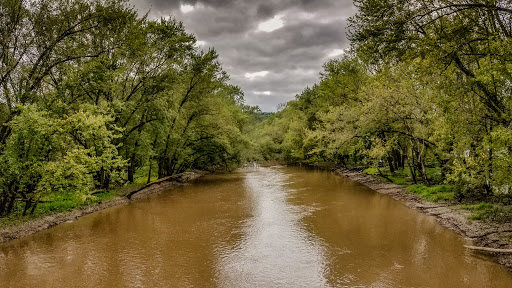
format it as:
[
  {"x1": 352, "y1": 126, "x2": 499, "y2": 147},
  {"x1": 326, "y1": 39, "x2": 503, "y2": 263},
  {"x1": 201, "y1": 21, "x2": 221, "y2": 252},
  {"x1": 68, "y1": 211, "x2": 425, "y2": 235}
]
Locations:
[
  {"x1": 407, "y1": 185, "x2": 455, "y2": 203},
  {"x1": 133, "y1": 164, "x2": 158, "y2": 184},
  {"x1": 349, "y1": 0, "x2": 512, "y2": 127},
  {"x1": 461, "y1": 203, "x2": 512, "y2": 223},
  {"x1": 0, "y1": 0, "x2": 252, "y2": 218},
  {"x1": 363, "y1": 167, "x2": 409, "y2": 185},
  {"x1": 249, "y1": 1, "x2": 512, "y2": 210},
  {"x1": 0, "y1": 104, "x2": 127, "y2": 216},
  {"x1": 5, "y1": 0, "x2": 512, "y2": 222}
]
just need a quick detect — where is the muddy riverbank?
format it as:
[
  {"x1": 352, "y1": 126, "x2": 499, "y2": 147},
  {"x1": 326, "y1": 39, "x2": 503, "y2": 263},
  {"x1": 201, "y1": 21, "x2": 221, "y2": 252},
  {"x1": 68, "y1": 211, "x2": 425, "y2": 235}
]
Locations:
[
  {"x1": 335, "y1": 168, "x2": 512, "y2": 270},
  {"x1": 0, "y1": 171, "x2": 207, "y2": 243}
]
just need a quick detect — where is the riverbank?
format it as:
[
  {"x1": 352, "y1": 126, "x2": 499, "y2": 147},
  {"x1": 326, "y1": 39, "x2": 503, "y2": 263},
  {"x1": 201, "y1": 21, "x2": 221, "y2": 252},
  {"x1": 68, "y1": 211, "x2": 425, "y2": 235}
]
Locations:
[
  {"x1": 0, "y1": 171, "x2": 207, "y2": 243},
  {"x1": 334, "y1": 168, "x2": 512, "y2": 270}
]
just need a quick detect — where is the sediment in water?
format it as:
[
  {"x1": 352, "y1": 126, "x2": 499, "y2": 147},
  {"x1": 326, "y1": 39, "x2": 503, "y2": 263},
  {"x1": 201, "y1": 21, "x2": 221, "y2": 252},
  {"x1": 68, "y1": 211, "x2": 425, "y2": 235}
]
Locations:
[
  {"x1": 334, "y1": 168, "x2": 512, "y2": 270},
  {"x1": 0, "y1": 171, "x2": 208, "y2": 244}
]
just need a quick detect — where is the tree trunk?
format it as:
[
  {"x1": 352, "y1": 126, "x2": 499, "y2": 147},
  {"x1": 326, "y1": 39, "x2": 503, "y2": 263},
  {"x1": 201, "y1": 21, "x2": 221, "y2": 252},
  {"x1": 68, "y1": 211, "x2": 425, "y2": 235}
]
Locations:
[
  {"x1": 377, "y1": 167, "x2": 393, "y2": 182},
  {"x1": 393, "y1": 149, "x2": 404, "y2": 169},
  {"x1": 147, "y1": 160, "x2": 153, "y2": 184},
  {"x1": 158, "y1": 160, "x2": 164, "y2": 179},
  {"x1": 6, "y1": 194, "x2": 16, "y2": 215},
  {"x1": 417, "y1": 142, "x2": 430, "y2": 186},
  {"x1": 170, "y1": 157, "x2": 178, "y2": 176},
  {"x1": 486, "y1": 120, "x2": 494, "y2": 196},
  {"x1": 22, "y1": 198, "x2": 32, "y2": 216},
  {"x1": 30, "y1": 199, "x2": 39, "y2": 215},
  {"x1": 420, "y1": 160, "x2": 430, "y2": 186},
  {"x1": 392, "y1": 150, "x2": 399, "y2": 170},
  {"x1": 0, "y1": 196, "x2": 7, "y2": 216},
  {"x1": 104, "y1": 173, "x2": 110, "y2": 190},
  {"x1": 96, "y1": 167, "x2": 110, "y2": 190},
  {"x1": 464, "y1": 245, "x2": 512, "y2": 253},
  {"x1": 387, "y1": 156, "x2": 395, "y2": 173},
  {"x1": 158, "y1": 158, "x2": 172, "y2": 179},
  {"x1": 407, "y1": 157, "x2": 417, "y2": 184},
  {"x1": 128, "y1": 154, "x2": 135, "y2": 183},
  {"x1": 96, "y1": 167, "x2": 104, "y2": 189}
]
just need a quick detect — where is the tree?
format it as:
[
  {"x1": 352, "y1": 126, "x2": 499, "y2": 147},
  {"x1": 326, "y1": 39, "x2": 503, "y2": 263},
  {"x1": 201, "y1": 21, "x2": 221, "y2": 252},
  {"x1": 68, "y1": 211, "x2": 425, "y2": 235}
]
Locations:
[
  {"x1": 349, "y1": 0, "x2": 512, "y2": 125},
  {"x1": 0, "y1": 0, "x2": 134, "y2": 145},
  {"x1": 0, "y1": 0, "x2": 251, "y2": 217}
]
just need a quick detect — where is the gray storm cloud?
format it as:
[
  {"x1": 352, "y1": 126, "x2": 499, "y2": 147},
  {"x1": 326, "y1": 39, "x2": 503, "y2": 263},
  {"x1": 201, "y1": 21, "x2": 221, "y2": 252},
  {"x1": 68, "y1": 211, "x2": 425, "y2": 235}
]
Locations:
[{"x1": 129, "y1": 0, "x2": 355, "y2": 111}]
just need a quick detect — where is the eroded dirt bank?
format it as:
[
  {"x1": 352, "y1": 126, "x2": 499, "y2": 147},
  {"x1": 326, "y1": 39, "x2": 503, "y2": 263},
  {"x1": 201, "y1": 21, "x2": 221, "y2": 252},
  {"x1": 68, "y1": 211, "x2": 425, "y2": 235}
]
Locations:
[
  {"x1": 0, "y1": 171, "x2": 207, "y2": 244},
  {"x1": 335, "y1": 168, "x2": 512, "y2": 270}
]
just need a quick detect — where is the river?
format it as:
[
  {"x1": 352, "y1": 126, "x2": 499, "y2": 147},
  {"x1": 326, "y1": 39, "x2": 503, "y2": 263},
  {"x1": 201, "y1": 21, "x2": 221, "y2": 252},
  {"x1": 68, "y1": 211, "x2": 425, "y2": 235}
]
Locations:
[{"x1": 1, "y1": 166, "x2": 511, "y2": 287}]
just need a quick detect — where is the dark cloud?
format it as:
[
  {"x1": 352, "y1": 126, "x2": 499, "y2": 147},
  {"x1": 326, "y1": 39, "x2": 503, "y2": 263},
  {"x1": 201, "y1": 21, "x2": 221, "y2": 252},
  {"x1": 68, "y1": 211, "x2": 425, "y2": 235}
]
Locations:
[
  {"x1": 129, "y1": 0, "x2": 356, "y2": 111},
  {"x1": 182, "y1": 0, "x2": 237, "y2": 7},
  {"x1": 256, "y1": 4, "x2": 275, "y2": 18}
]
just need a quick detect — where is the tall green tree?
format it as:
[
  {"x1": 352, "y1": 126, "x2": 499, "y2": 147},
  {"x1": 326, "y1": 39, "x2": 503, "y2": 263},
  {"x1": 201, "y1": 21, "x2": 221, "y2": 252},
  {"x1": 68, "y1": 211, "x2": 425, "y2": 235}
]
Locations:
[{"x1": 349, "y1": 0, "x2": 512, "y2": 125}]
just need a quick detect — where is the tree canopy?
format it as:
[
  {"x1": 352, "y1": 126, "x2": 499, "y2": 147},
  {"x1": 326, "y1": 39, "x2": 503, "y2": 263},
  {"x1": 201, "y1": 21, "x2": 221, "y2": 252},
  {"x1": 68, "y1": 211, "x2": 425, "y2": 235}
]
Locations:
[
  {"x1": 251, "y1": 0, "x2": 512, "y2": 205},
  {"x1": 0, "y1": 0, "x2": 255, "y2": 217}
]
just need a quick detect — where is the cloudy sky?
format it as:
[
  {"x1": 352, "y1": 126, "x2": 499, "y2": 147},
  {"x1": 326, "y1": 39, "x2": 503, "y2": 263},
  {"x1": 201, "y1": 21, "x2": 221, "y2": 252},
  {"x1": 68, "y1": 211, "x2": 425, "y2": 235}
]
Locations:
[{"x1": 129, "y1": 0, "x2": 356, "y2": 112}]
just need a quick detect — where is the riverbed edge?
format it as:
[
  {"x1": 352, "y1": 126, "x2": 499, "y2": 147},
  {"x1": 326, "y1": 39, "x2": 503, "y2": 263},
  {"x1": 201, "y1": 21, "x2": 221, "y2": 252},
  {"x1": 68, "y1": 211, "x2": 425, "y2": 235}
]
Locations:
[
  {"x1": 0, "y1": 170, "x2": 208, "y2": 244},
  {"x1": 334, "y1": 168, "x2": 512, "y2": 270}
]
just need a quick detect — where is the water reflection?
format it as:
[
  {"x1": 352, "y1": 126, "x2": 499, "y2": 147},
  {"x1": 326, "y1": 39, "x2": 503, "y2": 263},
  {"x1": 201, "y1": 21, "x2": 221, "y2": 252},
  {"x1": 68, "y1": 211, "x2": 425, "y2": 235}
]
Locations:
[
  {"x1": 216, "y1": 167, "x2": 329, "y2": 287},
  {"x1": 0, "y1": 167, "x2": 512, "y2": 287}
]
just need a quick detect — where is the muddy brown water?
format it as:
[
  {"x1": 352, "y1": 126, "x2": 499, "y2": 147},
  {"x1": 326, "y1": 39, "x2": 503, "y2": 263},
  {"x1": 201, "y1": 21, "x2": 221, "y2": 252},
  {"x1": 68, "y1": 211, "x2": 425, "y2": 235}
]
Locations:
[{"x1": 1, "y1": 166, "x2": 512, "y2": 287}]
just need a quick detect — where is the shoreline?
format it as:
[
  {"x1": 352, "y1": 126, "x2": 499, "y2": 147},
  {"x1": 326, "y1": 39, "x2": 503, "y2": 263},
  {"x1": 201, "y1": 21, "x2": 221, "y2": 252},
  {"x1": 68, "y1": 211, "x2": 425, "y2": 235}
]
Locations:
[
  {"x1": 0, "y1": 171, "x2": 207, "y2": 244},
  {"x1": 334, "y1": 168, "x2": 512, "y2": 270},
  {"x1": 2, "y1": 166, "x2": 511, "y2": 270}
]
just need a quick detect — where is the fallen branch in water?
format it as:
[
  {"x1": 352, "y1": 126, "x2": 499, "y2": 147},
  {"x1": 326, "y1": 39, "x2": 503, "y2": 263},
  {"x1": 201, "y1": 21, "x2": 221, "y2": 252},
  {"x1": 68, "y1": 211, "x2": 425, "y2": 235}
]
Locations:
[{"x1": 464, "y1": 245, "x2": 512, "y2": 253}]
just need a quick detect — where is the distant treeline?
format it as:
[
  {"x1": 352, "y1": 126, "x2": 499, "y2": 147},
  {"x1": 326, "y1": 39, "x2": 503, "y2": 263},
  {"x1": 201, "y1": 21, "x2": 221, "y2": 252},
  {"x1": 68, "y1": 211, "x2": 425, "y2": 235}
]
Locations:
[
  {"x1": 0, "y1": 0, "x2": 256, "y2": 216},
  {"x1": 250, "y1": 0, "x2": 512, "y2": 203}
]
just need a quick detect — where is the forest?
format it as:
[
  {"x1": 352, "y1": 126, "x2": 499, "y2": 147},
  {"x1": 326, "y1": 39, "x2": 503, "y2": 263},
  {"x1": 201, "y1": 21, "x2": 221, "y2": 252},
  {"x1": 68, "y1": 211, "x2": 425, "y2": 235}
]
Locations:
[
  {"x1": 250, "y1": 0, "x2": 512, "y2": 218},
  {"x1": 3, "y1": 1, "x2": 512, "y2": 285},
  {"x1": 2, "y1": 0, "x2": 512, "y2": 222},
  {"x1": 0, "y1": 0, "x2": 255, "y2": 218}
]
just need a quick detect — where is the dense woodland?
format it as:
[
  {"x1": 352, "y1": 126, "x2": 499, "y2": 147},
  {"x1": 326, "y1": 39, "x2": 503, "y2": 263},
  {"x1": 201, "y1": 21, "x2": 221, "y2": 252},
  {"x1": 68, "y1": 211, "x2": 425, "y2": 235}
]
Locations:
[
  {"x1": 2, "y1": 0, "x2": 512, "y2": 219},
  {"x1": 0, "y1": 0, "x2": 255, "y2": 217},
  {"x1": 251, "y1": 0, "x2": 512, "y2": 208}
]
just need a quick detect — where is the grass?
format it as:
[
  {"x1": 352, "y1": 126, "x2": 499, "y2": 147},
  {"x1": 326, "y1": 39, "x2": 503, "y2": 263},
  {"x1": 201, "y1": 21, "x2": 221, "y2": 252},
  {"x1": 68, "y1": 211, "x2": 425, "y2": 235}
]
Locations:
[
  {"x1": 407, "y1": 184, "x2": 455, "y2": 202},
  {"x1": 363, "y1": 167, "x2": 409, "y2": 185},
  {"x1": 0, "y1": 189, "x2": 120, "y2": 228},
  {"x1": 387, "y1": 175, "x2": 409, "y2": 185},
  {"x1": 363, "y1": 166, "x2": 412, "y2": 185},
  {"x1": 133, "y1": 164, "x2": 158, "y2": 184},
  {"x1": 0, "y1": 164, "x2": 157, "y2": 229},
  {"x1": 459, "y1": 202, "x2": 512, "y2": 223},
  {"x1": 364, "y1": 166, "x2": 454, "y2": 202},
  {"x1": 364, "y1": 166, "x2": 443, "y2": 185},
  {"x1": 362, "y1": 165, "x2": 512, "y2": 223}
]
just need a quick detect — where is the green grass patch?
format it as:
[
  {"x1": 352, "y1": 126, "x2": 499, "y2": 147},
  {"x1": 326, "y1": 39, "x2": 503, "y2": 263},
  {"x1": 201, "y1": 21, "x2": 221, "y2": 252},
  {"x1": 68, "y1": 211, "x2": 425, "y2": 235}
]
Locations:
[
  {"x1": 424, "y1": 167, "x2": 443, "y2": 183},
  {"x1": 133, "y1": 165, "x2": 158, "y2": 184},
  {"x1": 364, "y1": 166, "x2": 444, "y2": 186},
  {"x1": 407, "y1": 184, "x2": 455, "y2": 202},
  {"x1": 0, "y1": 165, "x2": 157, "y2": 229},
  {"x1": 363, "y1": 167, "x2": 379, "y2": 175},
  {"x1": 0, "y1": 190, "x2": 119, "y2": 228},
  {"x1": 364, "y1": 167, "x2": 410, "y2": 185},
  {"x1": 0, "y1": 182, "x2": 144, "y2": 228},
  {"x1": 459, "y1": 202, "x2": 512, "y2": 222},
  {"x1": 387, "y1": 175, "x2": 408, "y2": 185}
]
